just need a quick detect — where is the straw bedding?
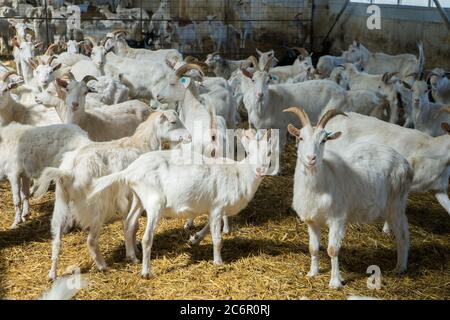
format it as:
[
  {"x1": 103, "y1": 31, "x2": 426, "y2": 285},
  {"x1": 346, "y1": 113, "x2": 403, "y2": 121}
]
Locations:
[{"x1": 0, "y1": 142, "x2": 448, "y2": 300}]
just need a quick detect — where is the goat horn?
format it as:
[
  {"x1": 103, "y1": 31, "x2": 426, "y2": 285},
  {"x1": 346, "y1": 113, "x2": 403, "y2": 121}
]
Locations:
[
  {"x1": 262, "y1": 129, "x2": 272, "y2": 141},
  {"x1": 1, "y1": 70, "x2": 17, "y2": 82},
  {"x1": 81, "y1": 75, "x2": 98, "y2": 84},
  {"x1": 405, "y1": 72, "x2": 418, "y2": 80},
  {"x1": 84, "y1": 36, "x2": 97, "y2": 46},
  {"x1": 283, "y1": 106, "x2": 311, "y2": 128},
  {"x1": 47, "y1": 55, "x2": 58, "y2": 66},
  {"x1": 241, "y1": 68, "x2": 253, "y2": 79},
  {"x1": 247, "y1": 55, "x2": 260, "y2": 71},
  {"x1": 210, "y1": 52, "x2": 220, "y2": 57},
  {"x1": 264, "y1": 57, "x2": 273, "y2": 72},
  {"x1": 175, "y1": 63, "x2": 204, "y2": 78},
  {"x1": 439, "y1": 107, "x2": 450, "y2": 115},
  {"x1": 112, "y1": 29, "x2": 128, "y2": 36},
  {"x1": 291, "y1": 47, "x2": 309, "y2": 57},
  {"x1": 44, "y1": 43, "x2": 58, "y2": 56},
  {"x1": 184, "y1": 56, "x2": 197, "y2": 63},
  {"x1": 317, "y1": 109, "x2": 347, "y2": 129}
]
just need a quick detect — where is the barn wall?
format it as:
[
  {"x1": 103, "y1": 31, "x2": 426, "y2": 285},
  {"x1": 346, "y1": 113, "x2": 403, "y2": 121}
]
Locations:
[{"x1": 313, "y1": 0, "x2": 450, "y2": 69}]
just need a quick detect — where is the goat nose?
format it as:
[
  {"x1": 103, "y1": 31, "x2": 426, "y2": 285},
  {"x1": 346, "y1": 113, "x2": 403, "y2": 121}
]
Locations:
[
  {"x1": 307, "y1": 154, "x2": 317, "y2": 163},
  {"x1": 72, "y1": 102, "x2": 79, "y2": 109}
]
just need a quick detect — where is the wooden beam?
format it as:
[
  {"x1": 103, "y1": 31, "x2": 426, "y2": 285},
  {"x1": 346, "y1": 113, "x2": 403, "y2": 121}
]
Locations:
[{"x1": 432, "y1": 0, "x2": 450, "y2": 32}]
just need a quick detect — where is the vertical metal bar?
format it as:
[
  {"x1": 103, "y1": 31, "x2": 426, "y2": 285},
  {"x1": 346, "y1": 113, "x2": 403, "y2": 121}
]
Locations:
[
  {"x1": 44, "y1": 0, "x2": 50, "y2": 49},
  {"x1": 310, "y1": 0, "x2": 315, "y2": 52}
]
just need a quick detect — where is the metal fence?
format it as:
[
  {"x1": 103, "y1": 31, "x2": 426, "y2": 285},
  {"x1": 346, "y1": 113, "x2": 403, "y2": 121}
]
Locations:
[{"x1": 0, "y1": 0, "x2": 313, "y2": 59}]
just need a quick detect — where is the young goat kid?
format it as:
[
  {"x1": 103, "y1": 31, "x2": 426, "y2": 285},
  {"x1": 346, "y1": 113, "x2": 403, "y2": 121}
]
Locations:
[{"x1": 285, "y1": 107, "x2": 412, "y2": 289}]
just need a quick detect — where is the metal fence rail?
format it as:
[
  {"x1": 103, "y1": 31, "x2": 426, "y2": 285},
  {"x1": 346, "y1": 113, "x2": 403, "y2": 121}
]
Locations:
[{"x1": 0, "y1": 0, "x2": 313, "y2": 59}]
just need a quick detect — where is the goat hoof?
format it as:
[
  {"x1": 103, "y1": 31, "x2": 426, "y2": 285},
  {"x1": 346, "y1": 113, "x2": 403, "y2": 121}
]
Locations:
[
  {"x1": 306, "y1": 270, "x2": 319, "y2": 278},
  {"x1": 328, "y1": 278, "x2": 343, "y2": 290},
  {"x1": 184, "y1": 220, "x2": 194, "y2": 230},
  {"x1": 393, "y1": 266, "x2": 407, "y2": 275},
  {"x1": 48, "y1": 271, "x2": 57, "y2": 281},
  {"x1": 126, "y1": 256, "x2": 140, "y2": 264},
  {"x1": 10, "y1": 222, "x2": 19, "y2": 229},
  {"x1": 189, "y1": 234, "x2": 201, "y2": 245},
  {"x1": 141, "y1": 271, "x2": 153, "y2": 279},
  {"x1": 213, "y1": 260, "x2": 223, "y2": 266}
]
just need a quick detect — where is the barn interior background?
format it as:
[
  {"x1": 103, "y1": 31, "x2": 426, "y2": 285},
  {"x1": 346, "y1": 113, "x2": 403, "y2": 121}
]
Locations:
[
  {"x1": 1, "y1": 1, "x2": 449, "y2": 67},
  {"x1": 0, "y1": 0, "x2": 449, "y2": 300}
]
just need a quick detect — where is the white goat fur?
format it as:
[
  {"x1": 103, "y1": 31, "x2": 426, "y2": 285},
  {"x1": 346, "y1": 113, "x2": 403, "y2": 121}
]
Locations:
[{"x1": 286, "y1": 108, "x2": 411, "y2": 289}]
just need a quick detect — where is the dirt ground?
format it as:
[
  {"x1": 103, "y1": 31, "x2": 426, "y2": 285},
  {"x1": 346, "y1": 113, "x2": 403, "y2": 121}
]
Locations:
[{"x1": 0, "y1": 143, "x2": 448, "y2": 300}]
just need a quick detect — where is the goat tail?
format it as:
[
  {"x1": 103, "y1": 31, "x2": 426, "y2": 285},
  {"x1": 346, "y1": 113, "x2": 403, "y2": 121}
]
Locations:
[
  {"x1": 417, "y1": 41, "x2": 424, "y2": 79},
  {"x1": 33, "y1": 167, "x2": 72, "y2": 199},
  {"x1": 90, "y1": 171, "x2": 127, "y2": 200}
]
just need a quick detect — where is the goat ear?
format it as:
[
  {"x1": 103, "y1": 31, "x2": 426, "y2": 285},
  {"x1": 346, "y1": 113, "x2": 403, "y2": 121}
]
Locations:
[
  {"x1": 256, "y1": 48, "x2": 262, "y2": 56},
  {"x1": 287, "y1": 124, "x2": 300, "y2": 138},
  {"x1": 441, "y1": 123, "x2": 450, "y2": 134},
  {"x1": 326, "y1": 131, "x2": 342, "y2": 140},
  {"x1": 56, "y1": 78, "x2": 68, "y2": 88},
  {"x1": 159, "y1": 112, "x2": 168, "y2": 123}
]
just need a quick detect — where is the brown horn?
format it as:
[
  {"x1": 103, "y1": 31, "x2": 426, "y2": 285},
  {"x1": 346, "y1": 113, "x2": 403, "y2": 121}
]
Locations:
[
  {"x1": 81, "y1": 75, "x2": 98, "y2": 84},
  {"x1": 291, "y1": 47, "x2": 309, "y2": 57},
  {"x1": 406, "y1": 72, "x2": 418, "y2": 80},
  {"x1": 247, "y1": 55, "x2": 260, "y2": 71},
  {"x1": 112, "y1": 29, "x2": 128, "y2": 37},
  {"x1": 317, "y1": 109, "x2": 347, "y2": 129},
  {"x1": 44, "y1": 43, "x2": 58, "y2": 56},
  {"x1": 263, "y1": 57, "x2": 273, "y2": 72},
  {"x1": 439, "y1": 107, "x2": 450, "y2": 115},
  {"x1": 84, "y1": 36, "x2": 97, "y2": 46},
  {"x1": 241, "y1": 68, "x2": 253, "y2": 79},
  {"x1": 1, "y1": 70, "x2": 17, "y2": 82},
  {"x1": 283, "y1": 107, "x2": 311, "y2": 128},
  {"x1": 262, "y1": 128, "x2": 272, "y2": 141},
  {"x1": 28, "y1": 58, "x2": 37, "y2": 70},
  {"x1": 175, "y1": 63, "x2": 204, "y2": 78},
  {"x1": 184, "y1": 56, "x2": 196, "y2": 63},
  {"x1": 47, "y1": 55, "x2": 58, "y2": 66}
]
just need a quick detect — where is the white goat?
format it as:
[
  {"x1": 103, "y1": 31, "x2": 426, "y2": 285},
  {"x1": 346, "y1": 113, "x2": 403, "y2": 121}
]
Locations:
[
  {"x1": 256, "y1": 49, "x2": 278, "y2": 71},
  {"x1": 204, "y1": 52, "x2": 249, "y2": 80},
  {"x1": 206, "y1": 16, "x2": 240, "y2": 53},
  {"x1": 410, "y1": 80, "x2": 450, "y2": 137},
  {"x1": 285, "y1": 107, "x2": 412, "y2": 289},
  {"x1": 324, "y1": 112, "x2": 450, "y2": 219},
  {"x1": 241, "y1": 58, "x2": 346, "y2": 148},
  {"x1": 234, "y1": 0, "x2": 254, "y2": 49},
  {"x1": 265, "y1": 48, "x2": 315, "y2": 83},
  {"x1": 428, "y1": 68, "x2": 450, "y2": 104},
  {"x1": 343, "y1": 41, "x2": 424, "y2": 83},
  {"x1": 170, "y1": 21, "x2": 202, "y2": 53},
  {"x1": 51, "y1": 74, "x2": 151, "y2": 141},
  {"x1": 89, "y1": 129, "x2": 274, "y2": 278},
  {"x1": 104, "y1": 30, "x2": 182, "y2": 63},
  {"x1": 0, "y1": 73, "x2": 60, "y2": 126},
  {"x1": 34, "y1": 110, "x2": 191, "y2": 280},
  {"x1": 0, "y1": 122, "x2": 90, "y2": 228},
  {"x1": 332, "y1": 64, "x2": 400, "y2": 124}
]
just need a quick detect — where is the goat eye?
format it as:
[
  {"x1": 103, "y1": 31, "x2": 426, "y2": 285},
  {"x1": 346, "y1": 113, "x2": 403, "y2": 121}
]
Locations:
[
  {"x1": 299, "y1": 137, "x2": 303, "y2": 141},
  {"x1": 170, "y1": 121, "x2": 176, "y2": 125}
]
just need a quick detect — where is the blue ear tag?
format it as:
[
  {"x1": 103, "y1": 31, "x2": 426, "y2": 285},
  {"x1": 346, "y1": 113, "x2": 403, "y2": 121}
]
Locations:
[
  {"x1": 271, "y1": 75, "x2": 278, "y2": 81},
  {"x1": 180, "y1": 77, "x2": 191, "y2": 88}
]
